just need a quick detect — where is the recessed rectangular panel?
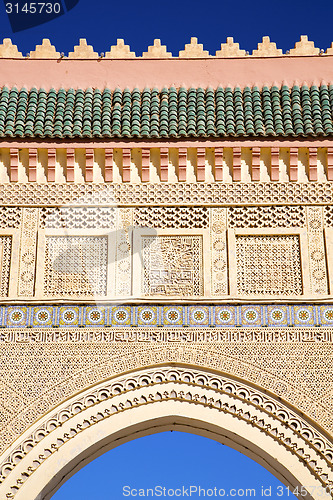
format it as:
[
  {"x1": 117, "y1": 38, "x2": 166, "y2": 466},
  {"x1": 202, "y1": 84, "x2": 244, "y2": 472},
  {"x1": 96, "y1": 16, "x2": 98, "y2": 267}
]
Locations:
[
  {"x1": 235, "y1": 234, "x2": 303, "y2": 296},
  {"x1": 44, "y1": 235, "x2": 108, "y2": 297},
  {"x1": 141, "y1": 235, "x2": 203, "y2": 296}
]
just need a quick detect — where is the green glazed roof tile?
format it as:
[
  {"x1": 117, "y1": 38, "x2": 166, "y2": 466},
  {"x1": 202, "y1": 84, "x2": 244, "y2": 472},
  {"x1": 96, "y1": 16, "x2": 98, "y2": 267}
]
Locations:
[{"x1": 0, "y1": 84, "x2": 333, "y2": 138}]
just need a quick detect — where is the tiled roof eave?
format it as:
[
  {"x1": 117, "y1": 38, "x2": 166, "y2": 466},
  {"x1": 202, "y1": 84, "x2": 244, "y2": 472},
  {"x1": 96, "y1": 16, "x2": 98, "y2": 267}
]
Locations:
[{"x1": 0, "y1": 84, "x2": 332, "y2": 139}]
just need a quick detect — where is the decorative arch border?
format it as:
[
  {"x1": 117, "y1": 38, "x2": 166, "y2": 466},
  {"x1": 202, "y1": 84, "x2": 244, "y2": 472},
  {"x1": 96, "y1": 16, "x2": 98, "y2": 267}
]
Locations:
[{"x1": 0, "y1": 365, "x2": 332, "y2": 500}]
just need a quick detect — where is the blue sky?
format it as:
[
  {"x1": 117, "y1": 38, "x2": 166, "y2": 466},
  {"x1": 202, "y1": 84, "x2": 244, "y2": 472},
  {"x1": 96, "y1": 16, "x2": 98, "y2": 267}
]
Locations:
[
  {"x1": 52, "y1": 432, "x2": 297, "y2": 499},
  {"x1": 1, "y1": 1, "x2": 329, "y2": 498},
  {"x1": 0, "y1": 0, "x2": 333, "y2": 56}
]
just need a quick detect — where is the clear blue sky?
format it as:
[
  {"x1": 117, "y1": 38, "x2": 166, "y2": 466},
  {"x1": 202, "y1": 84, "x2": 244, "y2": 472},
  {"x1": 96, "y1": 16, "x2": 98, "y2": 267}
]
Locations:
[
  {"x1": 1, "y1": 1, "x2": 328, "y2": 498},
  {"x1": 52, "y1": 432, "x2": 297, "y2": 499},
  {"x1": 0, "y1": 0, "x2": 332, "y2": 56}
]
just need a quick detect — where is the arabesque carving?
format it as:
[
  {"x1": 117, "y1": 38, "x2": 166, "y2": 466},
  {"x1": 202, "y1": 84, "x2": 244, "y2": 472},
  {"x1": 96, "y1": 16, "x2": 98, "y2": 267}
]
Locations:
[
  {"x1": 0, "y1": 39, "x2": 22, "y2": 58},
  {"x1": 210, "y1": 208, "x2": 228, "y2": 295},
  {"x1": 1, "y1": 326, "x2": 333, "y2": 342},
  {"x1": 142, "y1": 235, "x2": 203, "y2": 296},
  {"x1": 0, "y1": 341, "x2": 332, "y2": 450},
  {"x1": 17, "y1": 208, "x2": 38, "y2": 297},
  {"x1": 0, "y1": 33, "x2": 333, "y2": 500},
  {"x1": 44, "y1": 235, "x2": 108, "y2": 297},
  {"x1": 215, "y1": 37, "x2": 246, "y2": 57},
  {"x1": 0, "y1": 366, "x2": 332, "y2": 499},
  {"x1": 133, "y1": 206, "x2": 209, "y2": 228},
  {"x1": 228, "y1": 206, "x2": 306, "y2": 228},
  {"x1": 40, "y1": 207, "x2": 116, "y2": 229},
  {"x1": 306, "y1": 207, "x2": 328, "y2": 294},
  {"x1": 1, "y1": 183, "x2": 333, "y2": 206},
  {"x1": 0, "y1": 236, "x2": 11, "y2": 297}
]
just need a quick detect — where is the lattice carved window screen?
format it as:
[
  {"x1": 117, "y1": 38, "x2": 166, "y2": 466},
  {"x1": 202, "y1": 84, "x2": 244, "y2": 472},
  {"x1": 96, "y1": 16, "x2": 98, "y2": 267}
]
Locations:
[
  {"x1": 43, "y1": 235, "x2": 108, "y2": 297},
  {"x1": 228, "y1": 228, "x2": 309, "y2": 298},
  {"x1": 235, "y1": 234, "x2": 303, "y2": 296}
]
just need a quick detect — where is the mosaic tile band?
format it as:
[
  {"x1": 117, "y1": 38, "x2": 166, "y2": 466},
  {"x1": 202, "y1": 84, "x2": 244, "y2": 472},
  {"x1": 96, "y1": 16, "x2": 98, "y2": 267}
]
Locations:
[{"x1": 1, "y1": 304, "x2": 333, "y2": 329}]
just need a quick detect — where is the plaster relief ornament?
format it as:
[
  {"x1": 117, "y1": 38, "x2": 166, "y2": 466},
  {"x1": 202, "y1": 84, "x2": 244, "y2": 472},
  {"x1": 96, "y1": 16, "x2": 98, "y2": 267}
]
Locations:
[
  {"x1": 0, "y1": 36, "x2": 333, "y2": 500},
  {"x1": 42, "y1": 187, "x2": 159, "y2": 303}
]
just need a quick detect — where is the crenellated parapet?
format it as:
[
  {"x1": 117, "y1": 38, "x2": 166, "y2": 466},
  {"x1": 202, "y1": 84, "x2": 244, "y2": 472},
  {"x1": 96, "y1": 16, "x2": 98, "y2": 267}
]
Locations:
[{"x1": 0, "y1": 35, "x2": 329, "y2": 58}]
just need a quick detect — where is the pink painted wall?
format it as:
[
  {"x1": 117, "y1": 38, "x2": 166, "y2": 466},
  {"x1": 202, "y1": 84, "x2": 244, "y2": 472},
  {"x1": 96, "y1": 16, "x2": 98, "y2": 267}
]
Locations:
[{"x1": 1, "y1": 56, "x2": 333, "y2": 90}]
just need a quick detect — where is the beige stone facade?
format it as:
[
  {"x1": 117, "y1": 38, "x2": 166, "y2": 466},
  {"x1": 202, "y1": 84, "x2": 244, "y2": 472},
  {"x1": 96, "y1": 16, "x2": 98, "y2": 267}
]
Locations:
[{"x1": 0, "y1": 41, "x2": 332, "y2": 500}]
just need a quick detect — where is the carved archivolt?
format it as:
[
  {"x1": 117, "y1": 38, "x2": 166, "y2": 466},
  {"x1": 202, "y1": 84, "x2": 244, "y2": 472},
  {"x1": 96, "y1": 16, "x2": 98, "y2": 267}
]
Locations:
[{"x1": 0, "y1": 366, "x2": 332, "y2": 499}]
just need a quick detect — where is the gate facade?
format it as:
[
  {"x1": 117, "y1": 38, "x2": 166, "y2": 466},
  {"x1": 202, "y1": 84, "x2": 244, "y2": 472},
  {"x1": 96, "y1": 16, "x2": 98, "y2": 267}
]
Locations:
[{"x1": 0, "y1": 36, "x2": 332, "y2": 499}]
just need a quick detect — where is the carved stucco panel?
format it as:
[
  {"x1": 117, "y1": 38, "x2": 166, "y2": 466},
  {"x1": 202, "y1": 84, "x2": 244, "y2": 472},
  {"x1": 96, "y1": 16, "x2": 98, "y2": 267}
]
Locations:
[{"x1": 0, "y1": 341, "x2": 332, "y2": 455}]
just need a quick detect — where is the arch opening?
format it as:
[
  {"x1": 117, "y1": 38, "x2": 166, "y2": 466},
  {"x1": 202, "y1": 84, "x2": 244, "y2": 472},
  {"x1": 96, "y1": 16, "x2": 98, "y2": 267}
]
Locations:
[{"x1": 52, "y1": 430, "x2": 301, "y2": 500}]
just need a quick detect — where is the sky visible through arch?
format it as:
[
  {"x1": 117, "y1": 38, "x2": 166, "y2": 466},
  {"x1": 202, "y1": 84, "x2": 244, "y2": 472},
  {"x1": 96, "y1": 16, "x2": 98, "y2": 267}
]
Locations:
[
  {"x1": 51, "y1": 431, "x2": 297, "y2": 499},
  {"x1": 0, "y1": 0, "x2": 331, "y2": 498}
]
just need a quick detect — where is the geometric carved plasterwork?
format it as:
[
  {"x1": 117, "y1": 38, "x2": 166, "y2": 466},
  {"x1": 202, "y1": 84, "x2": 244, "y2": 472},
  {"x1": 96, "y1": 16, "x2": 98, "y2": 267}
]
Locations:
[
  {"x1": 0, "y1": 236, "x2": 12, "y2": 297},
  {"x1": 43, "y1": 235, "x2": 108, "y2": 297},
  {"x1": 0, "y1": 365, "x2": 332, "y2": 499},
  {"x1": 228, "y1": 205, "x2": 306, "y2": 228},
  {"x1": 0, "y1": 341, "x2": 332, "y2": 446},
  {"x1": 17, "y1": 208, "x2": 38, "y2": 297},
  {"x1": 1, "y1": 122, "x2": 333, "y2": 498},
  {"x1": 133, "y1": 206, "x2": 209, "y2": 228},
  {"x1": 0, "y1": 204, "x2": 330, "y2": 300},
  {"x1": 115, "y1": 208, "x2": 133, "y2": 297},
  {"x1": 306, "y1": 206, "x2": 329, "y2": 295},
  {"x1": 0, "y1": 208, "x2": 21, "y2": 229},
  {"x1": 210, "y1": 208, "x2": 228, "y2": 295},
  {"x1": 142, "y1": 235, "x2": 203, "y2": 296},
  {"x1": 2, "y1": 182, "x2": 333, "y2": 206},
  {"x1": 325, "y1": 206, "x2": 333, "y2": 227},
  {"x1": 39, "y1": 206, "x2": 116, "y2": 229},
  {"x1": 235, "y1": 234, "x2": 303, "y2": 296}
]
